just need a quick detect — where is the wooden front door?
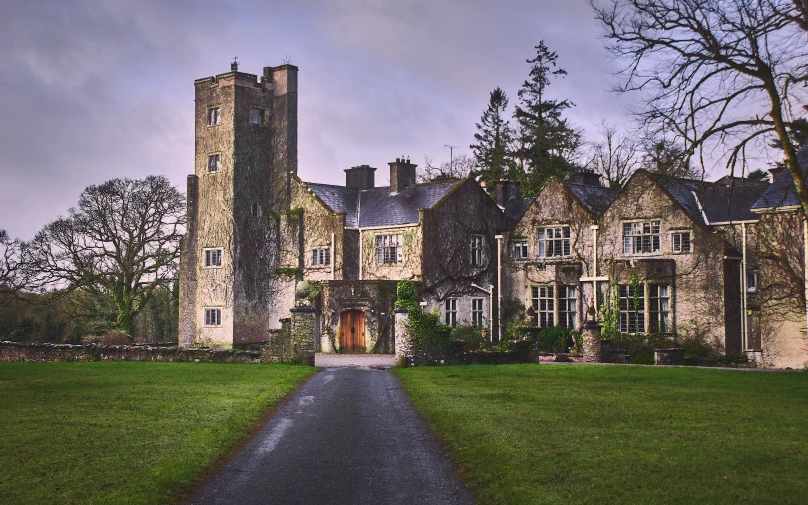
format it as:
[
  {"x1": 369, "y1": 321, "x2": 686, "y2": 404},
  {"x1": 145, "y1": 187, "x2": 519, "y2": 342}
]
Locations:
[{"x1": 340, "y1": 310, "x2": 366, "y2": 353}]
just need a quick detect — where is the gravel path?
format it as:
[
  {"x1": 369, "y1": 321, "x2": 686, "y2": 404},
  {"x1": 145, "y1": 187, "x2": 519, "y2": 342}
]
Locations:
[{"x1": 185, "y1": 368, "x2": 472, "y2": 505}]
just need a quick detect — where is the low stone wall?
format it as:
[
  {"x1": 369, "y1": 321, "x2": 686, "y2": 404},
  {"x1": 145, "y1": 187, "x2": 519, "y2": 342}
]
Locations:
[{"x1": 0, "y1": 341, "x2": 260, "y2": 363}]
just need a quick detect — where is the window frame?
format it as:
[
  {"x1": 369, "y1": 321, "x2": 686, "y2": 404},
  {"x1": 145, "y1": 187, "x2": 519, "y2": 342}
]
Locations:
[
  {"x1": 470, "y1": 235, "x2": 485, "y2": 266},
  {"x1": 649, "y1": 284, "x2": 671, "y2": 333},
  {"x1": 513, "y1": 239, "x2": 529, "y2": 260},
  {"x1": 203, "y1": 307, "x2": 222, "y2": 327},
  {"x1": 207, "y1": 153, "x2": 221, "y2": 173},
  {"x1": 623, "y1": 220, "x2": 661, "y2": 255},
  {"x1": 746, "y1": 271, "x2": 759, "y2": 293},
  {"x1": 537, "y1": 226, "x2": 571, "y2": 258},
  {"x1": 375, "y1": 234, "x2": 403, "y2": 265},
  {"x1": 618, "y1": 284, "x2": 645, "y2": 334},
  {"x1": 311, "y1": 247, "x2": 331, "y2": 267},
  {"x1": 671, "y1": 231, "x2": 692, "y2": 253},
  {"x1": 444, "y1": 298, "x2": 457, "y2": 328},
  {"x1": 203, "y1": 248, "x2": 223, "y2": 268},
  {"x1": 558, "y1": 285, "x2": 577, "y2": 328},
  {"x1": 250, "y1": 107, "x2": 267, "y2": 126},
  {"x1": 531, "y1": 285, "x2": 555, "y2": 328},
  {"x1": 207, "y1": 106, "x2": 221, "y2": 126},
  {"x1": 471, "y1": 298, "x2": 485, "y2": 327}
]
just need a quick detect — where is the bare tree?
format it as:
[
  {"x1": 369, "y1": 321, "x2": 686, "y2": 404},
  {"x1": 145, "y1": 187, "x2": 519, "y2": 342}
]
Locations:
[
  {"x1": 418, "y1": 154, "x2": 477, "y2": 183},
  {"x1": 26, "y1": 176, "x2": 185, "y2": 337},
  {"x1": 587, "y1": 122, "x2": 641, "y2": 187},
  {"x1": 0, "y1": 230, "x2": 25, "y2": 305},
  {"x1": 592, "y1": 0, "x2": 808, "y2": 215}
]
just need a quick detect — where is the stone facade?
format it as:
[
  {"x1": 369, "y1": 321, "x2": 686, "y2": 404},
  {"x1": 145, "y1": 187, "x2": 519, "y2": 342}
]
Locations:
[{"x1": 177, "y1": 62, "x2": 807, "y2": 368}]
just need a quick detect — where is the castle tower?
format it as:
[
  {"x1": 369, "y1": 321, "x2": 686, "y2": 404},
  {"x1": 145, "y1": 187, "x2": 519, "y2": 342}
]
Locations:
[{"x1": 179, "y1": 62, "x2": 299, "y2": 347}]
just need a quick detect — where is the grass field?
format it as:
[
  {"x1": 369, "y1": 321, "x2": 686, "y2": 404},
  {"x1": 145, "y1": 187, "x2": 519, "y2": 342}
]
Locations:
[
  {"x1": 395, "y1": 364, "x2": 808, "y2": 505},
  {"x1": 0, "y1": 362, "x2": 313, "y2": 505}
]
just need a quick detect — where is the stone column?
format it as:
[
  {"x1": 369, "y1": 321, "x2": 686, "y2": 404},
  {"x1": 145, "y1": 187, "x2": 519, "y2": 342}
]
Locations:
[
  {"x1": 582, "y1": 320, "x2": 602, "y2": 363},
  {"x1": 394, "y1": 308, "x2": 413, "y2": 366},
  {"x1": 290, "y1": 306, "x2": 316, "y2": 366}
]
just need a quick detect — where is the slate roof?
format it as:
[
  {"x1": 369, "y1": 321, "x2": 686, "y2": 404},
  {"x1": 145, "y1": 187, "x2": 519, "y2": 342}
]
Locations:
[
  {"x1": 503, "y1": 198, "x2": 532, "y2": 221},
  {"x1": 304, "y1": 180, "x2": 459, "y2": 228},
  {"x1": 751, "y1": 146, "x2": 808, "y2": 210},
  {"x1": 699, "y1": 180, "x2": 769, "y2": 223},
  {"x1": 643, "y1": 172, "x2": 771, "y2": 226},
  {"x1": 566, "y1": 183, "x2": 619, "y2": 216}
]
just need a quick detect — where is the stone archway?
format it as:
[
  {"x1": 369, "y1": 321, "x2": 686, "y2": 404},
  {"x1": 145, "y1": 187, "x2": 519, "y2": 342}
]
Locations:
[{"x1": 339, "y1": 310, "x2": 366, "y2": 353}]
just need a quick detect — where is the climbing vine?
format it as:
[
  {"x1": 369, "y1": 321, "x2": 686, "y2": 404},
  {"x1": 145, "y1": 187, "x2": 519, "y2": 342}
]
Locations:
[{"x1": 395, "y1": 280, "x2": 452, "y2": 362}]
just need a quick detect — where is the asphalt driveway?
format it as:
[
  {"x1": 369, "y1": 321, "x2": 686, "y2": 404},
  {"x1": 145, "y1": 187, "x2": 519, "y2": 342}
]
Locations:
[{"x1": 185, "y1": 367, "x2": 473, "y2": 505}]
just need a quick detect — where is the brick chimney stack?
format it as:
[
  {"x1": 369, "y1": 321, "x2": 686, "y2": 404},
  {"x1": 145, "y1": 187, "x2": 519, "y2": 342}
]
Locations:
[
  {"x1": 494, "y1": 181, "x2": 521, "y2": 206},
  {"x1": 572, "y1": 169, "x2": 602, "y2": 187}
]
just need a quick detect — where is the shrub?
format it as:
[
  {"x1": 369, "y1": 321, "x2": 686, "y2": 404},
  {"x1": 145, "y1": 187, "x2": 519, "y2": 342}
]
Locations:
[
  {"x1": 536, "y1": 326, "x2": 574, "y2": 353},
  {"x1": 99, "y1": 331, "x2": 132, "y2": 345},
  {"x1": 452, "y1": 325, "x2": 487, "y2": 351}
]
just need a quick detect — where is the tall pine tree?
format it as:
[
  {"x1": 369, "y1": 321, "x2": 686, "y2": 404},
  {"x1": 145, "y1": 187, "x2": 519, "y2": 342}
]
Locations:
[
  {"x1": 514, "y1": 41, "x2": 581, "y2": 197},
  {"x1": 470, "y1": 87, "x2": 513, "y2": 195}
]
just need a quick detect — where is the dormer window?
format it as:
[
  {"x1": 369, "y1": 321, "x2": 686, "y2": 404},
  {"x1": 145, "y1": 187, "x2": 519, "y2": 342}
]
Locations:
[{"x1": 624, "y1": 221, "x2": 660, "y2": 254}]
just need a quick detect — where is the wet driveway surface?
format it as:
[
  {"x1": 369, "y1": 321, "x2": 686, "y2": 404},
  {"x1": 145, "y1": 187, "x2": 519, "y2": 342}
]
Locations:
[{"x1": 185, "y1": 368, "x2": 473, "y2": 505}]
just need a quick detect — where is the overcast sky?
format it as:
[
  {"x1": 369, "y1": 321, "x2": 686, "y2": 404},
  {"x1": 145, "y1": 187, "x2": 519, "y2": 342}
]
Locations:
[{"x1": 1, "y1": 0, "x2": 667, "y2": 239}]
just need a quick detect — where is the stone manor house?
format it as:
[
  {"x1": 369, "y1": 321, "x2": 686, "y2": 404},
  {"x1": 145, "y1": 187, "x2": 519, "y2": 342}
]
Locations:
[{"x1": 178, "y1": 62, "x2": 808, "y2": 369}]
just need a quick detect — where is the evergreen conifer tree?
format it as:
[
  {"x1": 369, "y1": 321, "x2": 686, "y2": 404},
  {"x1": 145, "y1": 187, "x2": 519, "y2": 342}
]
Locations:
[
  {"x1": 514, "y1": 41, "x2": 581, "y2": 196},
  {"x1": 470, "y1": 87, "x2": 513, "y2": 195}
]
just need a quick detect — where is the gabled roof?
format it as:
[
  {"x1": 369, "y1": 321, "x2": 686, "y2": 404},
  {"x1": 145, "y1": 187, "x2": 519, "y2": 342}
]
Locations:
[
  {"x1": 645, "y1": 173, "x2": 712, "y2": 226},
  {"x1": 566, "y1": 183, "x2": 619, "y2": 216},
  {"x1": 304, "y1": 180, "x2": 458, "y2": 228},
  {"x1": 751, "y1": 146, "x2": 808, "y2": 211},
  {"x1": 700, "y1": 180, "x2": 769, "y2": 223},
  {"x1": 502, "y1": 198, "x2": 532, "y2": 221}
]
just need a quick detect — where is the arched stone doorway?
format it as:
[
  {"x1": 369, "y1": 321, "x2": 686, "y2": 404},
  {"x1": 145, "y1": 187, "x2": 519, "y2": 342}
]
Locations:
[{"x1": 339, "y1": 310, "x2": 366, "y2": 353}]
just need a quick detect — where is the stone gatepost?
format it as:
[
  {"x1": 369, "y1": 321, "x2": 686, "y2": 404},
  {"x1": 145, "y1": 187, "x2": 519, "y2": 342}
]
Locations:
[
  {"x1": 582, "y1": 320, "x2": 602, "y2": 363},
  {"x1": 394, "y1": 308, "x2": 414, "y2": 366},
  {"x1": 290, "y1": 306, "x2": 316, "y2": 366}
]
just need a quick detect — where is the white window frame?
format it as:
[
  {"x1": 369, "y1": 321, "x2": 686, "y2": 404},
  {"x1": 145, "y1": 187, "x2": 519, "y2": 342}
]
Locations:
[
  {"x1": 444, "y1": 298, "x2": 457, "y2": 328},
  {"x1": 311, "y1": 247, "x2": 331, "y2": 267},
  {"x1": 207, "y1": 106, "x2": 221, "y2": 126},
  {"x1": 618, "y1": 284, "x2": 645, "y2": 334},
  {"x1": 375, "y1": 234, "x2": 403, "y2": 264},
  {"x1": 649, "y1": 284, "x2": 671, "y2": 333},
  {"x1": 531, "y1": 286, "x2": 554, "y2": 328},
  {"x1": 208, "y1": 153, "x2": 221, "y2": 173},
  {"x1": 558, "y1": 285, "x2": 577, "y2": 328},
  {"x1": 204, "y1": 307, "x2": 222, "y2": 327},
  {"x1": 623, "y1": 221, "x2": 661, "y2": 255},
  {"x1": 250, "y1": 107, "x2": 266, "y2": 125},
  {"x1": 671, "y1": 231, "x2": 692, "y2": 253},
  {"x1": 471, "y1": 298, "x2": 485, "y2": 327},
  {"x1": 471, "y1": 235, "x2": 484, "y2": 266},
  {"x1": 203, "y1": 248, "x2": 222, "y2": 268},
  {"x1": 513, "y1": 240, "x2": 528, "y2": 260},
  {"x1": 537, "y1": 226, "x2": 571, "y2": 258}
]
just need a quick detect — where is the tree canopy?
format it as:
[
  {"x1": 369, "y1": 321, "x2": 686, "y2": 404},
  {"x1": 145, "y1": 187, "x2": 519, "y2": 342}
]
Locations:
[{"x1": 25, "y1": 176, "x2": 185, "y2": 337}]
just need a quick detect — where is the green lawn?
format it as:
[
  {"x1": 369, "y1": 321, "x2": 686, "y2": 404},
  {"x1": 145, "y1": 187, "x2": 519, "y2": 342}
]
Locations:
[
  {"x1": 395, "y1": 365, "x2": 808, "y2": 505},
  {"x1": 0, "y1": 362, "x2": 313, "y2": 505}
]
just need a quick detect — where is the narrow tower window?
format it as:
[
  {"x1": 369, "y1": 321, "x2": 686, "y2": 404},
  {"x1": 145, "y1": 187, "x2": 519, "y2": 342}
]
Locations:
[
  {"x1": 208, "y1": 107, "x2": 220, "y2": 126},
  {"x1": 251, "y1": 202, "x2": 262, "y2": 217},
  {"x1": 208, "y1": 154, "x2": 221, "y2": 173},
  {"x1": 250, "y1": 108, "x2": 266, "y2": 125}
]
